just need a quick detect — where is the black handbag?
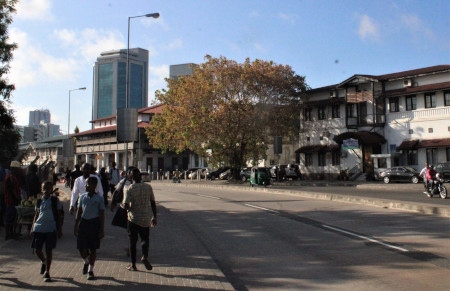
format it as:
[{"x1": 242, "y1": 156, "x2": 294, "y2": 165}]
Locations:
[{"x1": 111, "y1": 206, "x2": 128, "y2": 229}]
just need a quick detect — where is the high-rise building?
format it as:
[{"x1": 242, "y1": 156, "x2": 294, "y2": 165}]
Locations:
[
  {"x1": 169, "y1": 63, "x2": 196, "y2": 80},
  {"x1": 29, "y1": 109, "x2": 50, "y2": 126},
  {"x1": 92, "y1": 48, "x2": 149, "y2": 120}
]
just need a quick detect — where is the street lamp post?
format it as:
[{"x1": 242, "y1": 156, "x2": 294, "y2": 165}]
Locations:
[
  {"x1": 68, "y1": 87, "x2": 86, "y2": 138},
  {"x1": 124, "y1": 12, "x2": 159, "y2": 170},
  {"x1": 126, "y1": 12, "x2": 159, "y2": 108}
]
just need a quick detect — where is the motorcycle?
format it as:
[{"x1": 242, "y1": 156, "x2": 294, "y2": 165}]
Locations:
[{"x1": 424, "y1": 174, "x2": 447, "y2": 199}]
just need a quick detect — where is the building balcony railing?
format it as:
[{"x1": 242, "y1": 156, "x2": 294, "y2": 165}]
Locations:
[
  {"x1": 346, "y1": 114, "x2": 385, "y2": 128},
  {"x1": 386, "y1": 106, "x2": 450, "y2": 123}
]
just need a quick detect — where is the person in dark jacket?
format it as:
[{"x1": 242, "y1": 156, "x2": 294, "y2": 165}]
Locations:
[{"x1": 26, "y1": 164, "x2": 41, "y2": 198}]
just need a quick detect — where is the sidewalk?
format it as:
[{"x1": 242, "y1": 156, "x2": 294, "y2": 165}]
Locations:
[{"x1": 0, "y1": 184, "x2": 235, "y2": 290}]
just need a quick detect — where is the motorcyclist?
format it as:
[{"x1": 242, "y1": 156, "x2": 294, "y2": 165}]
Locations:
[{"x1": 426, "y1": 165, "x2": 437, "y2": 192}]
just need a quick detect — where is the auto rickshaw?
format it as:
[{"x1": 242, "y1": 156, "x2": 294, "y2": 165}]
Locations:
[{"x1": 249, "y1": 167, "x2": 271, "y2": 187}]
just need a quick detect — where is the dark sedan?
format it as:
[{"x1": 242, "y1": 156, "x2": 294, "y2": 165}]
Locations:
[
  {"x1": 240, "y1": 167, "x2": 252, "y2": 182},
  {"x1": 379, "y1": 166, "x2": 422, "y2": 184}
]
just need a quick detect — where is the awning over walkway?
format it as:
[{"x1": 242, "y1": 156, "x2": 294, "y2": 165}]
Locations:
[
  {"x1": 333, "y1": 131, "x2": 386, "y2": 145},
  {"x1": 418, "y1": 138, "x2": 450, "y2": 148},
  {"x1": 295, "y1": 144, "x2": 339, "y2": 153},
  {"x1": 396, "y1": 139, "x2": 419, "y2": 151}
]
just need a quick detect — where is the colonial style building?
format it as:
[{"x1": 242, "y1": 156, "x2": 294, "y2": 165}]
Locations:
[
  {"x1": 72, "y1": 104, "x2": 206, "y2": 173},
  {"x1": 19, "y1": 64, "x2": 449, "y2": 180},
  {"x1": 297, "y1": 65, "x2": 450, "y2": 179}
]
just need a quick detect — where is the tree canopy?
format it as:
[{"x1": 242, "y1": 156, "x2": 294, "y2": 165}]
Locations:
[
  {"x1": 0, "y1": 0, "x2": 20, "y2": 165},
  {"x1": 145, "y1": 55, "x2": 309, "y2": 175}
]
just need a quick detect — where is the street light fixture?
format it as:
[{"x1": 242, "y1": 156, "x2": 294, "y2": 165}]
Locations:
[
  {"x1": 124, "y1": 12, "x2": 159, "y2": 170},
  {"x1": 126, "y1": 12, "x2": 159, "y2": 108},
  {"x1": 68, "y1": 87, "x2": 86, "y2": 138}
]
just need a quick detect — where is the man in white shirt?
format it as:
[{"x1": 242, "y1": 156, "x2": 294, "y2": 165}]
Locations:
[
  {"x1": 69, "y1": 163, "x2": 103, "y2": 215},
  {"x1": 108, "y1": 162, "x2": 121, "y2": 196}
]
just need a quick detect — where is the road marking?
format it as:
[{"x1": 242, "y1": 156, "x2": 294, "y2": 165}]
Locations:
[
  {"x1": 322, "y1": 224, "x2": 409, "y2": 252},
  {"x1": 245, "y1": 203, "x2": 280, "y2": 214},
  {"x1": 196, "y1": 194, "x2": 222, "y2": 200}
]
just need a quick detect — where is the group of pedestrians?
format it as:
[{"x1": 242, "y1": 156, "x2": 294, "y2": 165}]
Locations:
[
  {"x1": 1, "y1": 161, "x2": 43, "y2": 240},
  {"x1": 2, "y1": 159, "x2": 157, "y2": 282},
  {"x1": 29, "y1": 161, "x2": 157, "y2": 283}
]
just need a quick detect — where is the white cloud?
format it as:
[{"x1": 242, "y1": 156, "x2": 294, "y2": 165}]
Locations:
[
  {"x1": 15, "y1": 0, "x2": 53, "y2": 21},
  {"x1": 401, "y1": 14, "x2": 435, "y2": 40},
  {"x1": 358, "y1": 14, "x2": 380, "y2": 42},
  {"x1": 148, "y1": 64, "x2": 169, "y2": 101},
  {"x1": 53, "y1": 28, "x2": 124, "y2": 62},
  {"x1": 167, "y1": 38, "x2": 183, "y2": 50},
  {"x1": 9, "y1": 27, "x2": 83, "y2": 87},
  {"x1": 278, "y1": 12, "x2": 296, "y2": 25}
]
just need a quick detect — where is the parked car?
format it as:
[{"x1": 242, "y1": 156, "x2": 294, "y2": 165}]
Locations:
[
  {"x1": 379, "y1": 166, "x2": 422, "y2": 184},
  {"x1": 240, "y1": 167, "x2": 252, "y2": 182},
  {"x1": 219, "y1": 169, "x2": 232, "y2": 180},
  {"x1": 189, "y1": 168, "x2": 211, "y2": 179},
  {"x1": 208, "y1": 167, "x2": 230, "y2": 180},
  {"x1": 435, "y1": 162, "x2": 450, "y2": 182},
  {"x1": 270, "y1": 164, "x2": 287, "y2": 180},
  {"x1": 285, "y1": 164, "x2": 302, "y2": 180},
  {"x1": 182, "y1": 167, "x2": 202, "y2": 179}
]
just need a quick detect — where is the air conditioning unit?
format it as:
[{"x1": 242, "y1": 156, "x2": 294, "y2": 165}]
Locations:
[
  {"x1": 403, "y1": 79, "x2": 412, "y2": 87},
  {"x1": 330, "y1": 91, "x2": 337, "y2": 98}
]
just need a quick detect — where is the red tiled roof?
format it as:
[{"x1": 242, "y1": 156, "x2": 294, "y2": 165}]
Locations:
[
  {"x1": 139, "y1": 104, "x2": 165, "y2": 114},
  {"x1": 386, "y1": 81, "x2": 450, "y2": 97},
  {"x1": 336, "y1": 65, "x2": 450, "y2": 89},
  {"x1": 419, "y1": 138, "x2": 450, "y2": 148},
  {"x1": 377, "y1": 65, "x2": 450, "y2": 81},
  {"x1": 397, "y1": 139, "x2": 419, "y2": 150},
  {"x1": 73, "y1": 125, "x2": 116, "y2": 136}
]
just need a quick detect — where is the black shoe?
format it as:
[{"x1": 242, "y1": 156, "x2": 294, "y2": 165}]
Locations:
[
  {"x1": 82, "y1": 263, "x2": 89, "y2": 275},
  {"x1": 43, "y1": 272, "x2": 51, "y2": 282},
  {"x1": 40, "y1": 263, "x2": 46, "y2": 275},
  {"x1": 141, "y1": 257, "x2": 153, "y2": 271},
  {"x1": 87, "y1": 271, "x2": 95, "y2": 280}
]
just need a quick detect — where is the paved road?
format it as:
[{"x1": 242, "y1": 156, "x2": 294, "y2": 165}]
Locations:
[
  {"x1": 166, "y1": 178, "x2": 450, "y2": 217},
  {"x1": 0, "y1": 179, "x2": 448, "y2": 290}
]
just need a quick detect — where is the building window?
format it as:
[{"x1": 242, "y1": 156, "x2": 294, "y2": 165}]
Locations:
[
  {"x1": 331, "y1": 151, "x2": 340, "y2": 165},
  {"x1": 426, "y1": 148, "x2": 438, "y2": 165},
  {"x1": 428, "y1": 128, "x2": 433, "y2": 133},
  {"x1": 444, "y1": 91, "x2": 450, "y2": 106},
  {"x1": 305, "y1": 153, "x2": 312, "y2": 166},
  {"x1": 446, "y1": 147, "x2": 450, "y2": 162},
  {"x1": 304, "y1": 108, "x2": 312, "y2": 121},
  {"x1": 346, "y1": 104, "x2": 355, "y2": 117},
  {"x1": 318, "y1": 106, "x2": 326, "y2": 120},
  {"x1": 405, "y1": 95, "x2": 416, "y2": 111},
  {"x1": 332, "y1": 104, "x2": 340, "y2": 118},
  {"x1": 406, "y1": 150, "x2": 418, "y2": 166},
  {"x1": 425, "y1": 92, "x2": 436, "y2": 108},
  {"x1": 318, "y1": 152, "x2": 326, "y2": 166},
  {"x1": 389, "y1": 97, "x2": 399, "y2": 112}
]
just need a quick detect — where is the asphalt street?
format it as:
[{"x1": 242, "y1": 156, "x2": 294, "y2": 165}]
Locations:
[{"x1": 0, "y1": 178, "x2": 448, "y2": 290}]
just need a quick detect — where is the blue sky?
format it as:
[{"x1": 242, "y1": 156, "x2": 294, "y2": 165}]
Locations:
[{"x1": 8, "y1": 0, "x2": 450, "y2": 132}]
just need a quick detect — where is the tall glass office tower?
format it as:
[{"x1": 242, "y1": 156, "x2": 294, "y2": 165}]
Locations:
[{"x1": 92, "y1": 48, "x2": 149, "y2": 120}]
